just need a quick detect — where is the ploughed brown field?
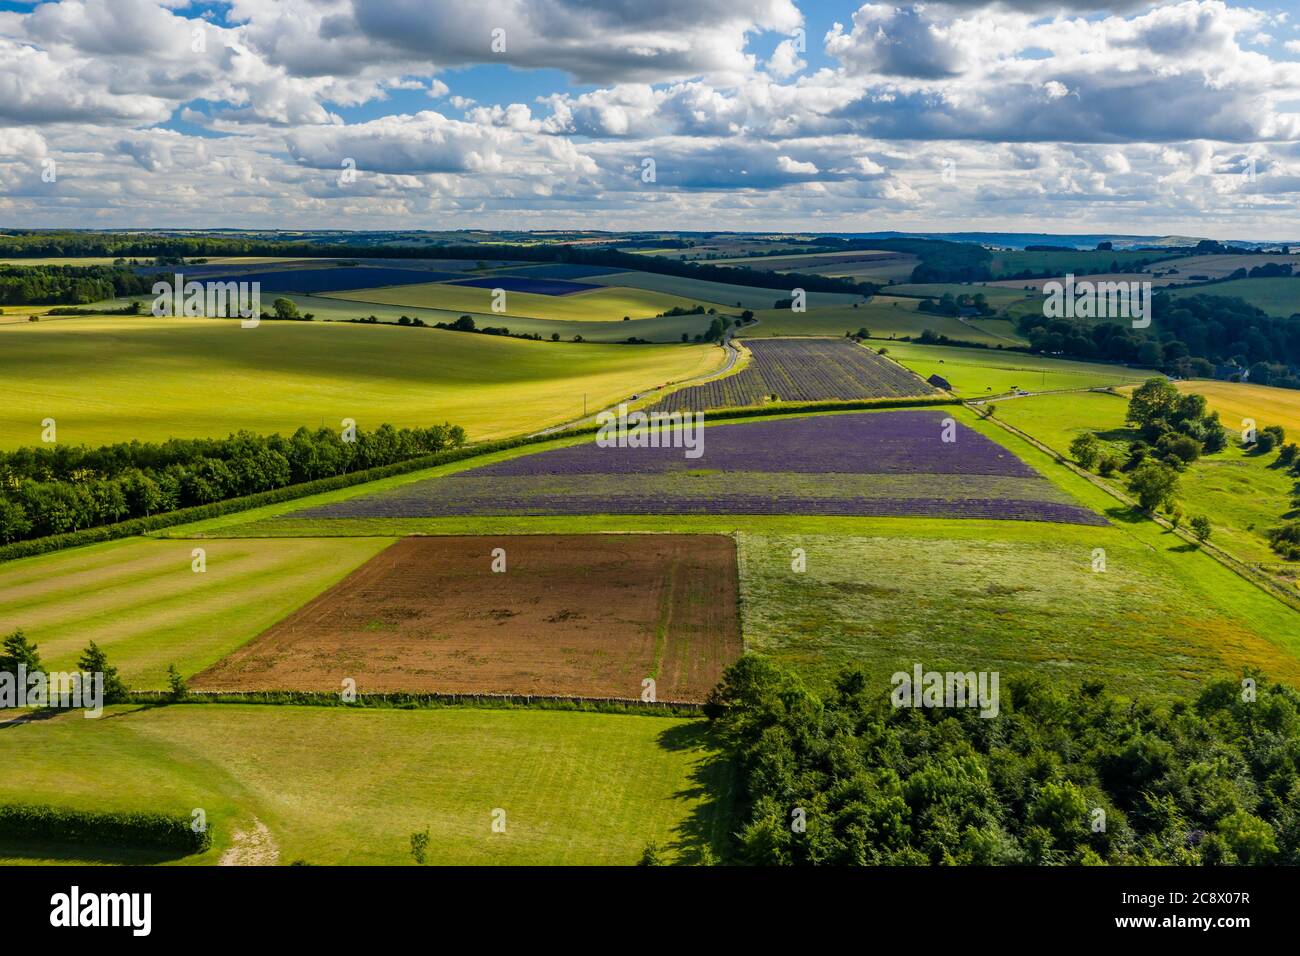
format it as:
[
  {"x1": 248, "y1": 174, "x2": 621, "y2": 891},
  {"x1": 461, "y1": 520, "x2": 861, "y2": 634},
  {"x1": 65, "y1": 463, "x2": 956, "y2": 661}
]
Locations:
[{"x1": 192, "y1": 534, "x2": 741, "y2": 703}]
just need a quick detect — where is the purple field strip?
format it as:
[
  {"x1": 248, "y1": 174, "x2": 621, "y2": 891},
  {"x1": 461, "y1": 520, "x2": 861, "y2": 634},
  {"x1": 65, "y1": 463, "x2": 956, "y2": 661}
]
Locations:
[
  {"x1": 294, "y1": 493, "x2": 1106, "y2": 526},
  {"x1": 463, "y1": 411, "x2": 1037, "y2": 478},
  {"x1": 447, "y1": 275, "x2": 602, "y2": 296},
  {"x1": 656, "y1": 338, "x2": 933, "y2": 412}
]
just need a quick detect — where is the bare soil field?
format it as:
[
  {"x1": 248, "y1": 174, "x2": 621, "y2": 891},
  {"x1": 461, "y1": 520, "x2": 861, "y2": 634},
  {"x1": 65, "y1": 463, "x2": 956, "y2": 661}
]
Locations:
[{"x1": 192, "y1": 534, "x2": 741, "y2": 703}]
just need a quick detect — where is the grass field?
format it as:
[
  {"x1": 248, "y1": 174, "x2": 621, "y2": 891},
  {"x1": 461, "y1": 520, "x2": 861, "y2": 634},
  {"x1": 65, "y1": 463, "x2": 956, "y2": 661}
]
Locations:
[
  {"x1": 885, "y1": 343, "x2": 1149, "y2": 396},
  {"x1": 279, "y1": 294, "x2": 718, "y2": 342},
  {"x1": 589, "y1": 271, "x2": 863, "y2": 310},
  {"x1": 329, "y1": 281, "x2": 726, "y2": 322},
  {"x1": 1167, "y1": 277, "x2": 1300, "y2": 316},
  {"x1": 889, "y1": 283, "x2": 1038, "y2": 307},
  {"x1": 735, "y1": 298, "x2": 1022, "y2": 345},
  {"x1": 738, "y1": 529, "x2": 1300, "y2": 695},
  {"x1": 1155, "y1": 253, "x2": 1300, "y2": 281},
  {"x1": 988, "y1": 248, "x2": 1173, "y2": 277},
  {"x1": 995, "y1": 387, "x2": 1300, "y2": 579},
  {"x1": 0, "y1": 536, "x2": 390, "y2": 687},
  {"x1": 0, "y1": 705, "x2": 731, "y2": 865},
  {"x1": 0, "y1": 316, "x2": 725, "y2": 447}
]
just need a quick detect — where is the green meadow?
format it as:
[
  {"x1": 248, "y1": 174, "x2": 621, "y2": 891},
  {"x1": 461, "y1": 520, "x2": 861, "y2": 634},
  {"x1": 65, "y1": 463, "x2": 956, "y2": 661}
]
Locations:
[
  {"x1": 329, "y1": 281, "x2": 720, "y2": 322},
  {"x1": 0, "y1": 316, "x2": 725, "y2": 447},
  {"x1": 988, "y1": 248, "x2": 1173, "y2": 277},
  {"x1": 737, "y1": 298, "x2": 1019, "y2": 345},
  {"x1": 1167, "y1": 277, "x2": 1300, "y2": 316},
  {"x1": 885, "y1": 342, "x2": 1149, "y2": 396},
  {"x1": 0, "y1": 705, "x2": 731, "y2": 866},
  {"x1": 994, "y1": 389, "x2": 1300, "y2": 585},
  {"x1": 0, "y1": 536, "x2": 390, "y2": 687}
]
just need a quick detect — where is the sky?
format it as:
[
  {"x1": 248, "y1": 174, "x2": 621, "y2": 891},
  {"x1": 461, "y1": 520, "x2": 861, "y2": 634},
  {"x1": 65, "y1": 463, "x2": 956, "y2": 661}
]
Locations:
[{"x1": 0, "y1": 0, "x2": 1298, "y2": 238}]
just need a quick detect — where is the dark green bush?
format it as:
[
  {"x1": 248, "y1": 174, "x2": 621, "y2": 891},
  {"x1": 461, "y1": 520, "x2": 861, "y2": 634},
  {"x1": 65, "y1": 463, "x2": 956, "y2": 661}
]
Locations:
[{"x1": 0, "y1": 804, "x2": 209, "y2": 854}]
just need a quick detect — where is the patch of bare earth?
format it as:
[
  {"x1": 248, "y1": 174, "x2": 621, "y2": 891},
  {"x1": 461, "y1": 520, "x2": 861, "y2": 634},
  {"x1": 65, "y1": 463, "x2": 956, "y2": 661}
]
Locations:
[
  {"x1": 191, "y1": 534, "x2": 741, "y2": 703},
  {"x1": 219, "y1": 819, "x2": 279, "y2": 866}
]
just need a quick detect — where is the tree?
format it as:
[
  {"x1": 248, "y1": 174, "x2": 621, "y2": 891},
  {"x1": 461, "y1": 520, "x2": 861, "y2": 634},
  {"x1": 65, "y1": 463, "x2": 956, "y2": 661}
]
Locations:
[
  {"x1": 1069, "y1": 433, "x2": 1101, "y2": 470},
  {"x1": 166, "y1": 663, "x2": 188, "y2": 701},
  {"x1": 409, "y1": 828, "x2": 430, "y2": 864},
  {"x1": 1126, "y1": 378, "x2": 1180, "y2": 429},
  {"x1": 1190, "y1": 515, "x2": 1212, "y2": 543},
  {"x1": 77, "y1": 640, "x2": 128, "y2": 703},
  {"x1": 0, "y1": 628, "x2": 42, "y2": 677},
  {"x1": 272, "y1": 297, "x2": 300, "y2": 321},
  {"x1": 0, "y1": 498, "x2": 31, "y2": 543},
  {"x1": 638, "y1": 841, "x2": 665, "y2": 866},
  {"x1": 1127, "y1": 461, "x2": 1180, "y2": 512}
]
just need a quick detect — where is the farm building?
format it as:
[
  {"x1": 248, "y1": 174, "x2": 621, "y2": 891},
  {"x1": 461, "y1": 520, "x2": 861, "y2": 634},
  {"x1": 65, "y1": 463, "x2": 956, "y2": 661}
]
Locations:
[{"x1": 927, "y1": 373, "x2": 953, "y2": 390}]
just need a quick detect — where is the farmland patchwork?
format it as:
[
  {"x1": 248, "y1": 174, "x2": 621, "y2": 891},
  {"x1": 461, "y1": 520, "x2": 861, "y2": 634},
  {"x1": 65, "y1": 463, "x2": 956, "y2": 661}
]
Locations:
[{"x1": 293, "y1": 411, "x2": 1106, "y2": 525}]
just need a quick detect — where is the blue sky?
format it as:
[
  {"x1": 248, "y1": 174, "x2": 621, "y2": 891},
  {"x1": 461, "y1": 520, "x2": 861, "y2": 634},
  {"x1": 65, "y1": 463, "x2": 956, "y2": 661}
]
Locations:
[{"x1": 0, "y1": 0, "x2": 1298, "y2": 237}]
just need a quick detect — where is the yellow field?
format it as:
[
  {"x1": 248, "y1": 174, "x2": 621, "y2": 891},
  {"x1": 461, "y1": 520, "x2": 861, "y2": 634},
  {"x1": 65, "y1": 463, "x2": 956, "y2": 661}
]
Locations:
[
  {"x1": 1176, "y1": 379, "x2": 1300, "y2": 436},
  {"x1": 0, "y1": 316, "x2": 726, "y2": 446},
  {"x1": 328, "y1": 282, "x2": 726, "y2": 322}
]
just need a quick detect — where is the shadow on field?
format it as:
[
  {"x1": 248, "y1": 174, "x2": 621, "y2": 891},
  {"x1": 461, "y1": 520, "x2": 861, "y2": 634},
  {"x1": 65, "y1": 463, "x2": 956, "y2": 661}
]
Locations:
[
  {"x1": 656, "y1": 720, "x2": 738, "y2": 865},
  {"x1": 1103, "y1": 505, "x2": 1148, "y2": 524},
  {"x1": 0, "y1": 838, "x2": 193, "y2": 865}
]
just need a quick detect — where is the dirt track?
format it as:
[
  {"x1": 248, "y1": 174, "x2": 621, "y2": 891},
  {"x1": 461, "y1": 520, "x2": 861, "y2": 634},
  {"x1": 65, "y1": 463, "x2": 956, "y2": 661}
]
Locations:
[{"x1": 192, "y1": 534, "x2": 741, "y2": 703}]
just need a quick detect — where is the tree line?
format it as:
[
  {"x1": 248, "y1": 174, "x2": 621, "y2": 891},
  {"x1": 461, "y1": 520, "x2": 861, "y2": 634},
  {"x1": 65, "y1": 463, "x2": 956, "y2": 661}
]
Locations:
[
  {"x1": 0, "y1": 264, "x2": 156, "y2": 306},
  {"x1": 0, "y1": 423, "x2": 465, "y2": 544},
  {"x1": 1018, "y1": 292, "x2": 1300, "y2": 382},
  {"x1": 0, "y1": 231, "x2": 877, "y2": 298},
  {"x1": 704, "y1": 655, "x2": 1299, "y2": 864}
]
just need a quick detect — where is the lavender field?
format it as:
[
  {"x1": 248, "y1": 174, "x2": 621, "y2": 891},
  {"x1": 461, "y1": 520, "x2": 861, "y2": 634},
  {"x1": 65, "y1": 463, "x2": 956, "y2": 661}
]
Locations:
[
  {"x1": 655, "y1": 338, "x2": 933, "y2": 412},
  {"x1": 295, "y1": 411, "x2": 1105, "y2": 526}
]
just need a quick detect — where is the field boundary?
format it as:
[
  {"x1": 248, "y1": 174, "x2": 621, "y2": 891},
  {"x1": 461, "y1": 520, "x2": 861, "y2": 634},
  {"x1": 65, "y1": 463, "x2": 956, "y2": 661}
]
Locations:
[{"x1": 124, "y1": 689, "x2": 706, "y2": 715}]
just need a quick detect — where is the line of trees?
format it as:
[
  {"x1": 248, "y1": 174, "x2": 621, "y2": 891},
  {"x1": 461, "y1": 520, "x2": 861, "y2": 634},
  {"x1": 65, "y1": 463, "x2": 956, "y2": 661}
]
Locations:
[
  {"x1": 0, "y1": 423, "x2": 465, "y2": 544},
  {"x1": 0, "y1": 264, "x2": 155, "y2": 306},
  {"x1": 0, "y1": 231, "x2": 877, "y2": 298},
  {"x1": 1018, "y1": 293, "x2": 1300, "y2": 380},
  {"x1": 706, "y1": 655, "x2": 1300, "y2": 865}
]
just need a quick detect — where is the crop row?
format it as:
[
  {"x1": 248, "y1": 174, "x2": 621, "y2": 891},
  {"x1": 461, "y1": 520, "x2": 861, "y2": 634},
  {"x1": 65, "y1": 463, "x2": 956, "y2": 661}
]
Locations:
[{"x1": 656, "y1": 339, "x2": 933, "y2": 412}]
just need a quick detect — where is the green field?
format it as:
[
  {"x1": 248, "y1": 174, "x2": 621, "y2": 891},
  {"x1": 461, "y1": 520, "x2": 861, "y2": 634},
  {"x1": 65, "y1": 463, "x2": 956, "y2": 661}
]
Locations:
[
  {"x1": 1167, "y1": 277, "x2": 1300, "y2": 316},
  {"x1": 0, "y1": 536, "x2": 390, "y2": 687},
  {"x1": 589, "y1": 271, "x2": 863, "y2": 310},
  {"x1": 734, "y1": 296, "x2": 1022, "y2": 345},
  {"x1": 995, "y1": 388, "x2": 1300, "y2": 582},
  {"x1": 885, "y1": 342, "x2": 1149, "y2": 396},
  {"x1": 277, "y1": 294, "x2": 719, "y2": 342},
  {"x1": 889, "y1": 283, "x2": 1038, "y2": 307},
  {"x1": 0, "y1": 316, "x2": 725, "y2": 447},
  {"x1": 330, "y1": 281, "x2": 725, "y2": 322},
  {"x1": 988, "y1": 248, "x2": 1172, "y2": 277},
  {"x1": 738, "y1": 529, "x2": 1300, "y2": 696},
  {"x1": 0, "y1": 705, "x2": 731, "y2": 865}
]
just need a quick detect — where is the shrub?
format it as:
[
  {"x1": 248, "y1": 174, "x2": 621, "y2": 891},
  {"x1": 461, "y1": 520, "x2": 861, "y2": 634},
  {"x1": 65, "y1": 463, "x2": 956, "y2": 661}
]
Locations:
[
  {"x1": 1190, "y1": 515, "x2": 1212, "y2": 543},
  {"x1": 1069, "y1": 433, "x2": 1100, "y2": 470},
  {"x1": 0, "y1": 804, "x2": 209, "y2": 854}
]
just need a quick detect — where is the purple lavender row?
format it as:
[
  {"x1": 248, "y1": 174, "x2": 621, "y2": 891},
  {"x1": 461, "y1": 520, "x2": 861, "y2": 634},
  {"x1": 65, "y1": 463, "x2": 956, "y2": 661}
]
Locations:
[
  {"x1": 298, "y1": 493, "x2": 1107, "y2": 526},
  {"x1": 465, "y1": 411, "x2": 1036, "y2": 478}
]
